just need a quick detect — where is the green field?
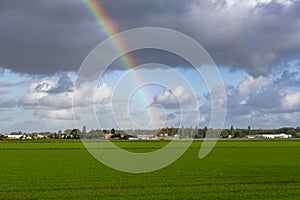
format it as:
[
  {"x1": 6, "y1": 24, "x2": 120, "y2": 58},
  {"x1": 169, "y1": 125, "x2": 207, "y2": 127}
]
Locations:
[{"x1": 0, "y1": 140, "x2": 300, "y2": 199}]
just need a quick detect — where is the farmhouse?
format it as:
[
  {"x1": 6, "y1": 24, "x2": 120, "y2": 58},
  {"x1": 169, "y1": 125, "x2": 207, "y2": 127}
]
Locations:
[
  {"x1": 5, "y1": 134, "x2": 41, "y2": 140},
  {"x1": 275, "y1": 133, "x2": 289, "y2": 139},
  {"x1": 136, "y1": 135, "x2": 157, "y2": 140},
  {"x1": 6, "y1": 135, "x2": 23, "y2": 139},
  {"x1": 105, "y1": 133, "x2": 113, "y2": 139},
  {"x1": 255, "y1": 133, "x2": 290, "y2": 139}
]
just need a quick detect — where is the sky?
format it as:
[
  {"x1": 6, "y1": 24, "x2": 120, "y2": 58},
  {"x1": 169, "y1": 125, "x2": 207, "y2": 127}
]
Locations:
[{"x1": 0, "y1": 0, "x2": 300, "y2": 133}]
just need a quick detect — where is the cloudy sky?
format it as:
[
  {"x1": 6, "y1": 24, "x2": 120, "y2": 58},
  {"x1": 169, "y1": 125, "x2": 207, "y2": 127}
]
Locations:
[{"x1": 0, "y1": 0, "x2": 300, "y2": 132}]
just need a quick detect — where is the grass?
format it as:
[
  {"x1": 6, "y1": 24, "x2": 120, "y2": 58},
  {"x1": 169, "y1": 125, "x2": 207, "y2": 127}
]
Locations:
[{"x1": 0, "y1": 140, "x2": 299, "y2": 199}]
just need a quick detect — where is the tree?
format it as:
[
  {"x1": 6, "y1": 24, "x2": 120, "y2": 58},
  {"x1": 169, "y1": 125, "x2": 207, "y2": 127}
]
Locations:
[
  {"x1": 171, "y1": 127, "x2": 178, "y2": 136},
  {"x1": 64, "y1": 129, "x2": 72, "y2": 137},
  {"x1": 295, "y1": 127, "x2": 300, "y2": 138},
  {"x1": 111, "y1": 128, "x2": 115, "y2": 135},
  {"x1": 230, "y1": 125, "x2": 235, "y2": 137},
  {"x1": 82, "y1": 126, "x2": 87, "y2": 134},
  {"x1": 70, "y1": 129, "x2": 80, "y2": 139},
  {"x1": 288, "y1": 128, "x2": 296, "y2": 137},
  {"x1": 203, "y1": 126, "x2": 208, "y2": 138},
  {"x1": 157, "y1": 128, "x2": 162, "y2": 137},
  {"x1": 220, "y1": 130, "x2": 229, "y2": 138},
  {"x1": 194, "y1": 128, "x2": 202, "y2": 138},
  {"x1": 57, "y1": 130, "x2": 62, "y2": 139},
  {"x1": 248, "y1": 125, "x2": 251, "y2": 135},
  {"x1": 234, "y1": 129, "x2": 242, "y2": 138}
]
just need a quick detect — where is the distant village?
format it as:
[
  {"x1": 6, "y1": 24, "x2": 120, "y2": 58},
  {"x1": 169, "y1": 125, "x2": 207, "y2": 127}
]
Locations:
[{"x1": 0, "y1": 125, "x2": 299, "y2": 141}]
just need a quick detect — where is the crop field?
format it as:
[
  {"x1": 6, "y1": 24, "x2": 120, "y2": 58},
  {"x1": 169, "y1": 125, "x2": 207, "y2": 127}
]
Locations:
[{"x1": 0, "y1": 140, "x2": 300, "y2": 199}]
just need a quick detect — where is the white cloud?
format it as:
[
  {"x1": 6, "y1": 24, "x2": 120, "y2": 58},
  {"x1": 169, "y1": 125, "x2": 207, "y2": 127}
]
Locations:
[
  {"x1": 225, "y1": 0, "x2": 294, "y2": 9},
  {"x1": 146, "y1": 85, "x2": 201, "y2": 128},
  {"x1": 23, "y1": 80, "x2": 54, "y2": 104},
  {"x1": 151, "y1": 85, "x2": 197, "y2": 109},
  {"x1": 73, "y1": 83, "x2": 112, "y2": 107},
  {"x1": 34, "y1": 109, "x2": 74, "y2": 121},
  {"x1": 214, "y1": 69, "x2": 300, "y2": 128},
  {"x1": 281, "y1": 92, "x2": 300, "y2": 110},
  {"x1": 23, "y1": 79, "x2": 112, "y2": 109},
  {"x1": 237, "y1": 76, "x2": 271, "y2": 97},
  {"x1": 279, "y1": 112, "x2": 300, "y2": 124},
  {"x1": 20, "y1": 75, "x2": 112, "y2": 122}
]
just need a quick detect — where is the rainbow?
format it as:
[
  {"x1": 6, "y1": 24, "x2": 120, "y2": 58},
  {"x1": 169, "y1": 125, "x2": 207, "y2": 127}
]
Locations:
[
  {"x1": 80, "y1": 0, "x2": 162, "y2": 129},
  {"x1": 80, "y1": 0, "x2": 136, "y2": 69}
]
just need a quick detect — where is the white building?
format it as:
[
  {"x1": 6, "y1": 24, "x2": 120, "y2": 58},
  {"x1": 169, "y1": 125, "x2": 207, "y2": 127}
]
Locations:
[
  {"x1": 256, "y1": 133, "x2": 289, "y2": 139},
  {"x1": 7, "y1": 135, "x2": 23, "y2": 139},
  {"x1": 136, "y1": 135, "x2": 157, "y2": 140}
]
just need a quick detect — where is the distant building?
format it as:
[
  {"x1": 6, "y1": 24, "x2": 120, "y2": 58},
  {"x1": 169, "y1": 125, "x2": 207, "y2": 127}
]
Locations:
[
  {"x1": 255, "y1": 133, "x2": 289, "y2": 139},
  {"x1": 7, "y1": 135, "x2": 23, "y2": 139},
  {"x1": 128, "y1": 137, "x2": 138, "y2": 140},
  {"x1": 246, "y1": 135, "x2": 255, "y2": 139},
  {"x1": 105, "y1": 133, "x2": 113, "y2": 139},
  {"x1": 274, "y1": 133, "x2": 289, "y2": 139},
  {"x1": 136, "y1": 135, "x2": 156, "y2": 140}
]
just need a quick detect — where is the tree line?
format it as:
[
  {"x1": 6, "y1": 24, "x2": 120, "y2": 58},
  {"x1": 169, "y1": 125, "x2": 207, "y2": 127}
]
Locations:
[{"x1": 1, "y1": 125, "x2": 300, "y2": 140}]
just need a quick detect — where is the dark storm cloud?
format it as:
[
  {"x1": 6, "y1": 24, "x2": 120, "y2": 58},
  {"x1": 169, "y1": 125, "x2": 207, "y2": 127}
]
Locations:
[
  {"x1": 0, "y1": 0, "x2": 100, "y2": 74},
  {"x1": 181, "y1": 0, "x2": 300, "y2": 76},
  {"x1": 0, "y1": 0, "x2": 299, "y2": 76},
  {"x1": 100, "y1": 0, "x2": 188, "y2": 28}
]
